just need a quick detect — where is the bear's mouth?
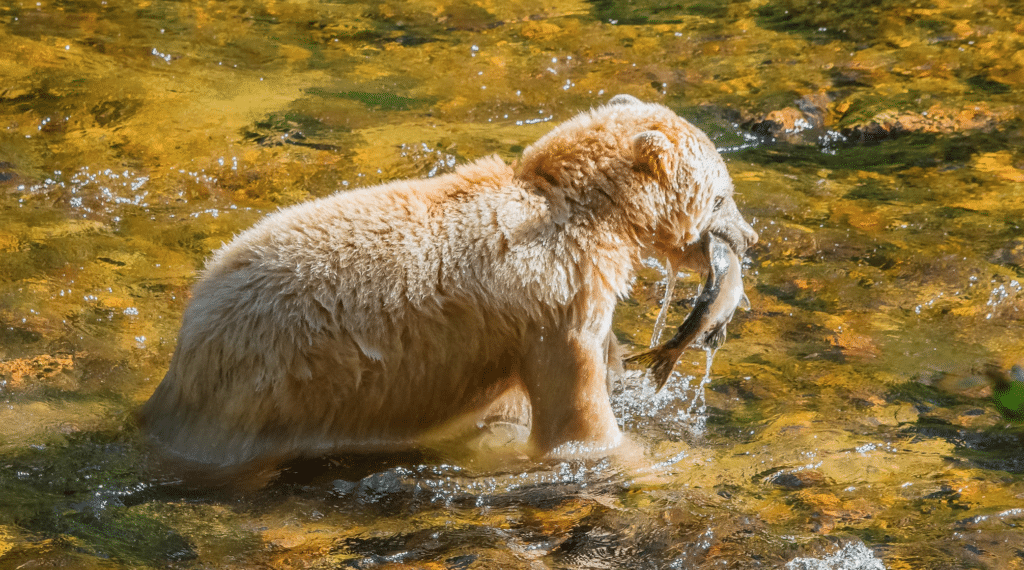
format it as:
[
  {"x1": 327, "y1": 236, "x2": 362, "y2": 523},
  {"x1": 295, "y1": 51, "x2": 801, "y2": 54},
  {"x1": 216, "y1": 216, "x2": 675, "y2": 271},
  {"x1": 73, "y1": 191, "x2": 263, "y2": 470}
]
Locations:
[
  {"x1": 707, "y1": 227, "x2": 751, "y2": 258},
  {"x1": 673, "y1": 229, "x2": 746, "y2": 276}
]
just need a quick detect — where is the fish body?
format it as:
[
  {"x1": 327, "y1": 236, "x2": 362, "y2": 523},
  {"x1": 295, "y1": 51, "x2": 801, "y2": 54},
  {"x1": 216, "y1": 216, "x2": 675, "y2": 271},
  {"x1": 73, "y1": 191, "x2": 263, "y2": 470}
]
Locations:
[{"x1": 625, "y1": 233, "x2": 747, "y2": 391}]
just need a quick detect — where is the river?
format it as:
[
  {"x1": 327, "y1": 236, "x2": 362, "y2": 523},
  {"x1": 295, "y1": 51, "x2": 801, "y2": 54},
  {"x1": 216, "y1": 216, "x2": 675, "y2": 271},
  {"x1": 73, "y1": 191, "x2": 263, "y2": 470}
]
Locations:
[{"x1": 1, "y1": 0, "x2": 1022, "y2": 567}]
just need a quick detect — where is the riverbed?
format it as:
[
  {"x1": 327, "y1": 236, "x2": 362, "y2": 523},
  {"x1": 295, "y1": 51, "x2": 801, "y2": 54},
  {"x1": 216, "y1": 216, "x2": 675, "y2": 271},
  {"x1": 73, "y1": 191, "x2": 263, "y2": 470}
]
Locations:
[{"x1": 1, "y1": 0, "x2": 1023, "y2": 567}]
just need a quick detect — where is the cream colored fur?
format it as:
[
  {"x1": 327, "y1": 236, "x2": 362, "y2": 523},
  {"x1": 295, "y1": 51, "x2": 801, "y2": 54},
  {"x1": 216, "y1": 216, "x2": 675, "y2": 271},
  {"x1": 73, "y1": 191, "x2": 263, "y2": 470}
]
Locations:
[{"x1": 139, "y1": 95, "x2": 757, "y2": 474}]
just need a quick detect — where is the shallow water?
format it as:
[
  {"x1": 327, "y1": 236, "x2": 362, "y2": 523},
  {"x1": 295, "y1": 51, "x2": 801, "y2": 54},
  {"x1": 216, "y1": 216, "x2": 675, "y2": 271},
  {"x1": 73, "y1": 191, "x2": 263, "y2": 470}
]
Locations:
[{"x1": 2, "y1": 0, "x2": 1023, "y2": 568}]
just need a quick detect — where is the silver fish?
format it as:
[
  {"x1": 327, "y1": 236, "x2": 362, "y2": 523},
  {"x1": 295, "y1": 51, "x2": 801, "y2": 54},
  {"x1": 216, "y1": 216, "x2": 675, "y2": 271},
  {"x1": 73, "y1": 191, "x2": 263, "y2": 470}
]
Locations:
[{"x1": 625, "y1": 233, "x2": 748, "y2": 391}]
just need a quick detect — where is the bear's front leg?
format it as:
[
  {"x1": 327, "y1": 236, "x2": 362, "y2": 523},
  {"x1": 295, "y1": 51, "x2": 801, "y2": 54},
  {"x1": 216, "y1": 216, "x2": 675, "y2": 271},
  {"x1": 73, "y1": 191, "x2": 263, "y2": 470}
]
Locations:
[{"x1": 521, "y1": 323, "x2": 623, "y2": 456}]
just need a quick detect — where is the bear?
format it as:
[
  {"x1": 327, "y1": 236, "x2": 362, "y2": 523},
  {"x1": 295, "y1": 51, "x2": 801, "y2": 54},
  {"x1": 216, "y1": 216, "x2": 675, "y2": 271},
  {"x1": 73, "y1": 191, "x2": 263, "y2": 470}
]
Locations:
[{"x1": 138, "y1": 94, "x2": 758, "y2": 480}]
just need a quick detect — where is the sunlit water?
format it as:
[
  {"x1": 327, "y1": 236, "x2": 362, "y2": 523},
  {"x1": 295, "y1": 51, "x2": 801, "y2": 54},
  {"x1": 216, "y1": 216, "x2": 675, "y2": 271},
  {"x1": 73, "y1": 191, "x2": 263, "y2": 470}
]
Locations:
[{"x1": 2, "y1": 0, "x2": 1024, "y2": 568}]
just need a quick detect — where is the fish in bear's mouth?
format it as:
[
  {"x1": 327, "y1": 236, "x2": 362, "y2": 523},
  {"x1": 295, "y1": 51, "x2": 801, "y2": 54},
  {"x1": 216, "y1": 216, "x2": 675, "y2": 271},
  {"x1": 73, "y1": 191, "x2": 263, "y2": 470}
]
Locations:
[{"x1": 625, "y1": 232, "x2": 748, "y2": 390}]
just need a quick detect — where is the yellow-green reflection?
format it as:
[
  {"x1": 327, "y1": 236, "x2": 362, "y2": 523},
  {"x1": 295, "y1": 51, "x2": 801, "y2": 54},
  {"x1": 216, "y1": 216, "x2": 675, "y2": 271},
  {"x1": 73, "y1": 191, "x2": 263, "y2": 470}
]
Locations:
[{"x1": 1, "y1": 0, "x2": 1023, "y2": 568}]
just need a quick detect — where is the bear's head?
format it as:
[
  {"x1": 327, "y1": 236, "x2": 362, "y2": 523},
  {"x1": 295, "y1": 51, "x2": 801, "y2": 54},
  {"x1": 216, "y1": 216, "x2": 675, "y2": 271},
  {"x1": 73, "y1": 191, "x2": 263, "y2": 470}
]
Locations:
[{"x1": 516, "y1": 94, "x2": 757, "y2": 269}]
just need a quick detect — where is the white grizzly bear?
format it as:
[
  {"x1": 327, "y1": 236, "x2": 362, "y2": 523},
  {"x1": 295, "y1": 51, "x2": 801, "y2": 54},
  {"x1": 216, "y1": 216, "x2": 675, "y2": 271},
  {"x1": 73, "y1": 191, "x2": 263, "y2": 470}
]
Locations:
[{"x1": 139, "y1": 95, "x2": 757, "y2": 477}]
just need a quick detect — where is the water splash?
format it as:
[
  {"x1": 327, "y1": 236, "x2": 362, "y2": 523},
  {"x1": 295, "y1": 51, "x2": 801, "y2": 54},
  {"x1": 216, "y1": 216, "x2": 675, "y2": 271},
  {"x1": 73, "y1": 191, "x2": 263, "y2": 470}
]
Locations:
[
  {"x1": 682, "y1": 347, "x2": 719, "y2": 436},
  {"x1": 330, "y1": 459, "x2": 622, "y2": 510},
  {"x1": 650, "y1": 257, "x2": 677, "y2": 347},
  {"x1": 612, "y1": 345, "x2": 721, "y2": 440},
  {"x1": 785, "y1": 540, "x2": 885, "y2": 570}
]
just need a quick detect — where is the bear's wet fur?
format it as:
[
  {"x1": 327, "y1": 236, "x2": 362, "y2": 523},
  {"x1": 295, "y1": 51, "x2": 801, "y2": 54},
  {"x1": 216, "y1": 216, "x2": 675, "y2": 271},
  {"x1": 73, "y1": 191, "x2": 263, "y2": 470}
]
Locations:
[{"x1": 138, "y1": 95, "x2": 757, "y2": 481}]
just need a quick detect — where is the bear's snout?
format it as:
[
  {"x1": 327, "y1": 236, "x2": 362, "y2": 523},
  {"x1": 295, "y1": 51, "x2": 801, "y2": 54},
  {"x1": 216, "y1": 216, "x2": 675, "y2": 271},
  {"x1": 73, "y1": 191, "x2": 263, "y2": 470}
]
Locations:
[{"x1": 705, "y1": 196, "x2": 758, "y2": 256}]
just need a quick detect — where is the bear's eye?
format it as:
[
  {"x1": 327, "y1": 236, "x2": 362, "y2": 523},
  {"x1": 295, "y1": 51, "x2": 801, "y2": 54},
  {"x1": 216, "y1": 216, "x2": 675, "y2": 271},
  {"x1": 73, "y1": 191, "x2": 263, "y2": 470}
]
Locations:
[{"x1": 713, "y1": 196, "x2": 724, "y2": 212}]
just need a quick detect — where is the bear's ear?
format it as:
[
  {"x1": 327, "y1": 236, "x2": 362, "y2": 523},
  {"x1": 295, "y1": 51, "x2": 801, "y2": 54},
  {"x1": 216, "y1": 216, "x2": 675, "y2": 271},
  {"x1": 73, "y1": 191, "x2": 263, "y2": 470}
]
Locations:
[
  {"x1": 632, "y1": 130, "x2": 677, "y2": 187},
  {"x1": 609, "y1": 94, "x2": 644, "y2": 106}
]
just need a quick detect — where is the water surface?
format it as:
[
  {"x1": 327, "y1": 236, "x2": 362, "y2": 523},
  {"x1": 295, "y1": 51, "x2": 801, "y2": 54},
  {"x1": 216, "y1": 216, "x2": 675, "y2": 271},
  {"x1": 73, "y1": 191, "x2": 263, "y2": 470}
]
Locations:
[{"x1": 1, "y1": 0, "x2": 1023, "y2": 567}]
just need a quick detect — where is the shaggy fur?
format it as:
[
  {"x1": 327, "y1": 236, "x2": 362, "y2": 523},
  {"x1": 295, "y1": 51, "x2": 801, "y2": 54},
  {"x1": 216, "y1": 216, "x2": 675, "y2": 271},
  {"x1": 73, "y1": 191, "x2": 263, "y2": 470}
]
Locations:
[{"x1": 139, "y1": 95, "x2": 757, "y2": 474}]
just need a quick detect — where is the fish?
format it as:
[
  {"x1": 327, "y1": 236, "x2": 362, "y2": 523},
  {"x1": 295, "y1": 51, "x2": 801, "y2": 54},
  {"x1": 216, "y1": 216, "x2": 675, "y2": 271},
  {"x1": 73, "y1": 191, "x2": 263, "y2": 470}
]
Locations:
[{"x1": 625, "y1": 233, "x2": 749, "y2": 391}]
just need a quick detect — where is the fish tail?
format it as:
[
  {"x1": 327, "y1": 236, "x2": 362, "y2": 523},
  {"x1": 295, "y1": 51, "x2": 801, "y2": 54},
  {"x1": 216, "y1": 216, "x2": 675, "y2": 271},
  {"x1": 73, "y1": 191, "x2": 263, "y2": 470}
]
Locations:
[
  {"x1": 625, "y1": 346, "x2": 680, "y2": 392},
  {"x1": 650, "y1": 357, "x2": 676, "y2": 392},
  {"x1": 624, "y1": 348, "x2": 660, "y2": 369}
]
